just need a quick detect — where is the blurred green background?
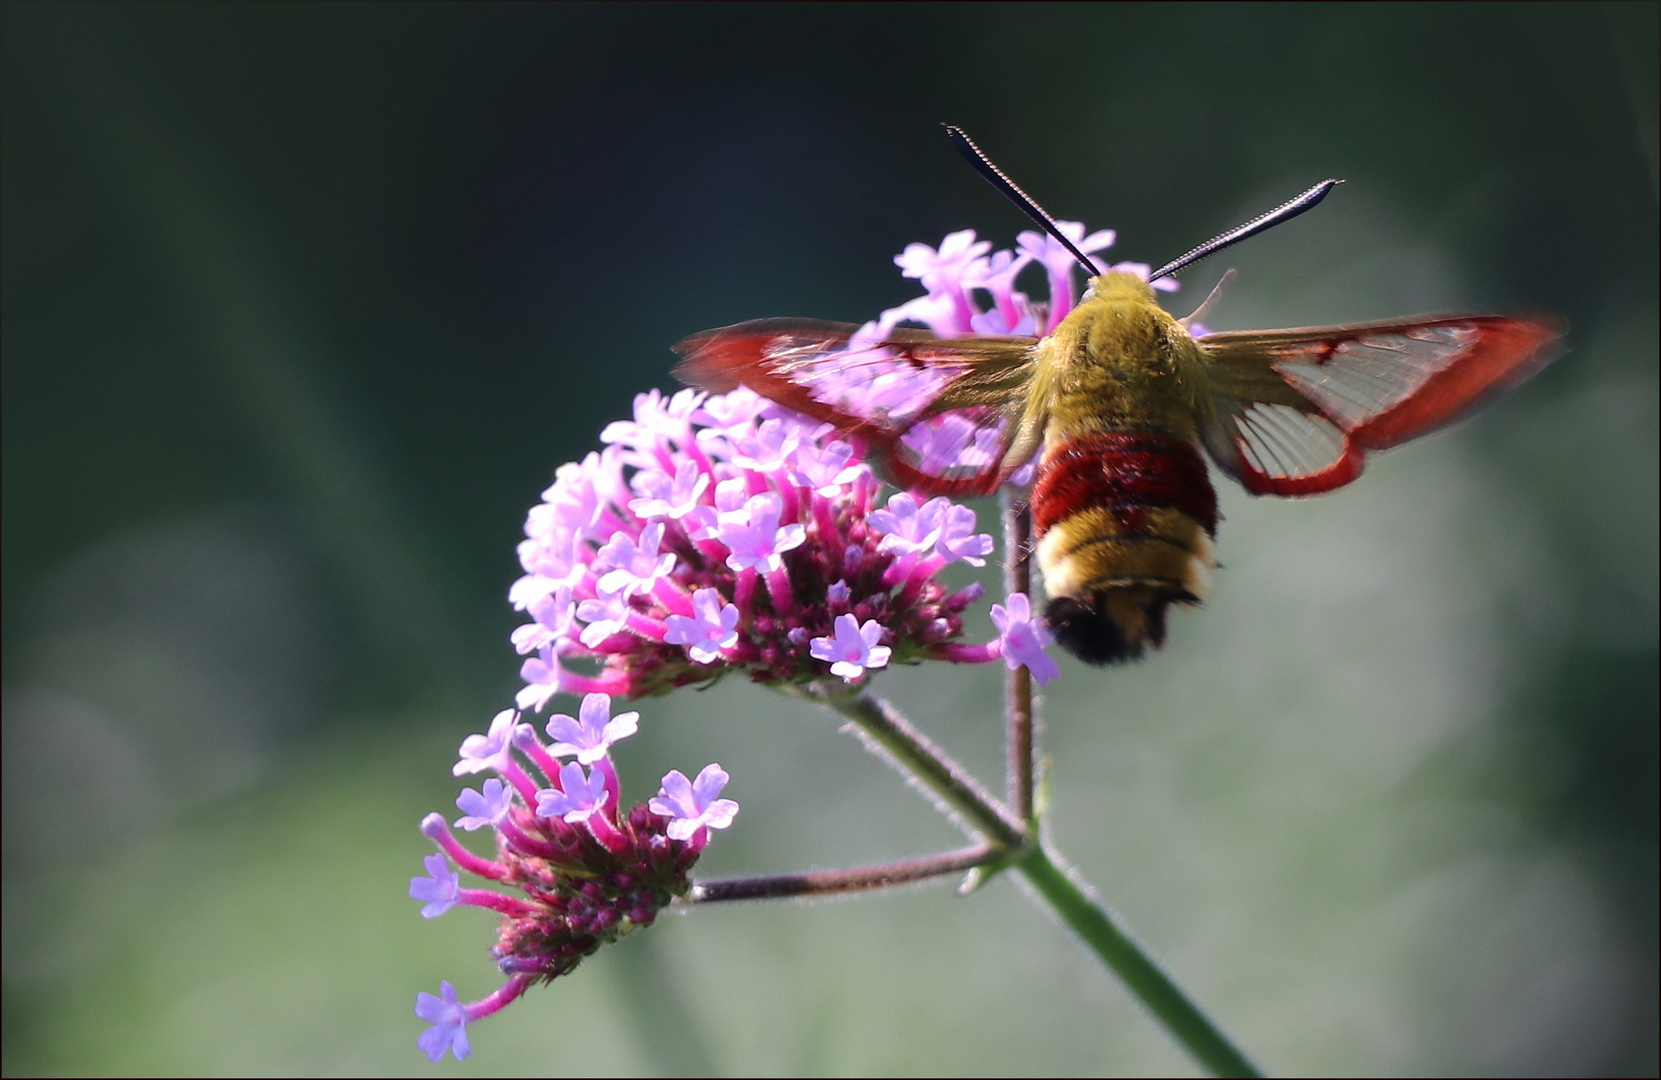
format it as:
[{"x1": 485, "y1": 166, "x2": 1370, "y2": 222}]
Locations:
[{"x1": 3, "y1": 3, "x2": 1656, "y2": 1075}]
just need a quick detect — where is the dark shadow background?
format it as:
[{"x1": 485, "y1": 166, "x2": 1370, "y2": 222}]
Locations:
[{"x1": 3, "y1": 3, "x2": 1655, "y2": 1075}]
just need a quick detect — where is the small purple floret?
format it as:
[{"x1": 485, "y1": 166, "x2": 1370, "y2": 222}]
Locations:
[
  {"x1": 410, "y1": 853, "x2": 461, "y2": 918},
  {"x1": 545, "y1": 692, "x2": 640, "y2": 764},
  {"x1": 453, "y1": 710, "x2": 520, "y2": 776},
  {"x1": 868, "y1": 492, "x2": 943, "y2": 555},
  {"x1": 934, "y1": 503, "x2": 994, "y2": 566},
  {"x1": 664, "y1": 587, "x2": 741, "y2": 664},
  {"x1": 649, "y1": 764, "x2": 740, "y2": 841},
  {"x1": 455, "y1": 779, "x2": 514, "y2": 831},
  {"x1": 596, "y1": 522, "x2": 677, "y2": 599},
  {"x1": 991, "y1": 592, "x2": 1061, "y2": 685},
  {"x1": 415, "y1": 980, "x2": 470, "y2": 1062},
  {"x1": 718, "y1": 493, "x2": 806, "y2": 573},
  {"x1": 535, "y1": 761, "x2": 610, "y2": 823},
  {"x1": 809, "y1": 613, "x2": 892, "y2": 681}
]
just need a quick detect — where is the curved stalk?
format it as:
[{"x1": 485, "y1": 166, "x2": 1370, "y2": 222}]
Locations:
[
  {"x1": 809, "y1": 686, "x2": 1027, "y2": 851},
  {"x1": 1016, "y1": 845, "x2": 1262, "y2": 1078}
]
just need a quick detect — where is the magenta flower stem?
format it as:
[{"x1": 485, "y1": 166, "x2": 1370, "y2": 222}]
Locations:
[
  {"x1": 764, "y1": 567, "x2": 796, "y2": 616},
  {"x1": 688, "y1": 843, "x2": 999, "y2": 902},
  {"x1": 457, "y1": 889, "x2": 538, "y2": 918},
  {"x1": 514, "y1": 736, "x2": 563, "y2": 787},
  {"x1": 502, "y1": 758, "x2": 544, "y2": 804},
  {"x1": 463, "y1": 974, "x2": 533, "y2": 1023},
  {"x1": 811, "y1": 489, "x2": 839, "y2": 544},
  {"x1": 651, "y1": 577, "x2": 694, "y2": 617},
  {"x1": 625, "y1": 611, "x2": 669, "y2": 641},
  {"x1": 421, "y1": 814, "x2": 508, "y2": 881},
  {"x1": 497, "y1": 814, "x2": 560, "y2": 860},
  {"x1": 929, "y1": 641, "x2": 1001, "y2": 664},
  {"x1": 595, "y1": 756, "x2": 622, "y2": 811}
]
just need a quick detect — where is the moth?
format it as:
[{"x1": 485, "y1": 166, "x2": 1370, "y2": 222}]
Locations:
[{"x1": 674, "y1": 129, "x2": 1563, "y2": 664}]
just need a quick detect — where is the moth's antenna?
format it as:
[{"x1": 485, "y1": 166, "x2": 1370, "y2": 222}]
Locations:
[
  {"x1": 945, "y1": 125, "x2": 1102, "y2": 277},
  {"x1": 1148, "y1": 179, "x2": 1342, "y2": 284}
]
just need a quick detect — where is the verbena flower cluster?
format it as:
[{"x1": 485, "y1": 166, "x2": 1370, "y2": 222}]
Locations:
[
  {"x1": 411, "y1": 696, "x2": 736, "y2": 1061},
  {"x1": 507, "y1": 386, "x2": 1000, "y2": 702},
  {"x1": 408, "y1": 222, "x2": 1155, "y2": 1059}
]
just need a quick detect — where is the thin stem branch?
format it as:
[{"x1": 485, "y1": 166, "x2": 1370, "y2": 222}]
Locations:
[
  {"x1": 776, "y1": 606, "x2": 1260, "y2": 1075},
  {"x1": 813, "y1": 687, "x2": 1027, "y2": 851},
  {"x1": 1001, "y1": 491, "x2": 1035, "y2": 826},
  {"x1": 1017, "y1": 845, "x2": 1263, "y2": 1078},
  {"x1": 802, "y1": 683, "x2": 1261, "y2": 1077},
  {"x1": 686, "y1": 843, "x2": 999, "y2": 903}
]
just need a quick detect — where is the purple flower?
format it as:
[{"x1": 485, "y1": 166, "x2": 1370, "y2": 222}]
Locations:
[
  {"x1": 453, "y1": 710, "x2": 521, "y2": 776},
  {"x1": 545, "y1": 693, "x2": 640, "y2": 764},
  {"x1": 868, "y1": 492, "x2": 945, "y2": 555},
  {"x1": 810, "y1": 614, "x2": 893, "y2": 681},
  {"x1": 510, "y1": 583, "x2": 575, "y2": 655},
  {"x1": 535, "y1": 761, "x2": 611, "y2": 824},
  {"x1": 515, "y1": 646, "x2": 564, "y2": 712},
  {"x1": 895, "y1": 229, "x2": 991, "y2": 292},
  {"x1": 717, "y1": 492, "x2": 806, "y2": 574},
  {"x1": 505, "y1": 309, "x2": 1040, "y2": 701},
  {"x1": 991, "y1": 592, "x2": 1061, "y2": 685},
  {"x1": 728, "y1": 418, "x2": 800, "y2": 472},
  {"x1": 595, "y1": 522, "x2": 677, "y2": 599},
  {"x1": 455, "y1": 778, "x2": 513, "y2": 831},
  {"x1": 1017, "y1": 221, "x2": 1118, "y2": 328},
  {"x1": 575, "y1": 588, "x2": 633, "y2": 648},
  {"x1": 629, "y1": 460, "x2": 709, "y2": 520},
  {"x1": 649, "y1": 765, "x2": 740, "y2": 842},
  {"x1": 935, "y1": 504, "x2": 994, "y2": 566},
  {"x1": 410, "y1": 853, "x2": 461, "y2": 919},
  {"x1": 664, "y1": 587, "x2": 741, "y2": 664},
  {"x1": 416, "y1": 980, "x2": 470, "y2": 1062}
]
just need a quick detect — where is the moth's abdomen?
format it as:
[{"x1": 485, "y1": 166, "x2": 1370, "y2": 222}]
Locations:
[{"x1": 1032, "y1": 433, "x2": 1218, "y2": 664}]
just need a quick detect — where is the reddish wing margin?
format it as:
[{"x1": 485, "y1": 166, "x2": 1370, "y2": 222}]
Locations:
[
  {"x1": 1196, "y1": 315, "x2": 1564, "y2": 496},
  {"x1": 674, "y1": 318, "x2": 1038, "y2": 496}
]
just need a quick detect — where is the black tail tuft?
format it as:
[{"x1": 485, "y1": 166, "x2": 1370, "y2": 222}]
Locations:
[
  {"x1": 1044, "y1": 591, "x2": 1175, "y2": 665},
  {"x1": 1045, "y1": 596, "x2": 1141, "y2": 665}
]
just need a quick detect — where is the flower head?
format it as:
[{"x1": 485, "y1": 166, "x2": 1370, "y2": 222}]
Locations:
[
  {"x1": 411, "y1": 695, "x2": 738, "y2": 1058},
  {"x1": 507, "y1": 385, "x2": 995, "y2": 700}
]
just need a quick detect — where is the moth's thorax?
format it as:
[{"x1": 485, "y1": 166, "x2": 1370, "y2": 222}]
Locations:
[{"x1": 1038, "y1": 271, "x2": 1201, "y2": 442}]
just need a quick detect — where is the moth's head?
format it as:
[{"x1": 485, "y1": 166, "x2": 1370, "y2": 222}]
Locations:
[{"x1": 1086, "y1": 270, "x2": 1157, "y2": 304}]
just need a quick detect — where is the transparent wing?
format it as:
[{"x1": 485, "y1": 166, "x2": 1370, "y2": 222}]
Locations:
[
  {"x1": 674, "y1": 318, "x2": 1039, "y2": 495},
  {"x1": 1197, "y1": 315, "x2": 1562, "y2": 496}
]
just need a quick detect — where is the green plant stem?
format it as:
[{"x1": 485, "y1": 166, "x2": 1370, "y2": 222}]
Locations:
[
  {"x1": 790, "y1": 681, "x2": 1255, "y2": 1070},
  {"x1": 812, "y1": 685, "x2": 1259, "y2": 1078},
  {"x1": 688, "y1": 843, "x2": 998, "y2": 902},
  {"x1": 1016, "y1": 844, "x2": 1263, "y2": 1078},
  {"x1": 813, "y1": 687, "x2": 1027, "y2": 851}
]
